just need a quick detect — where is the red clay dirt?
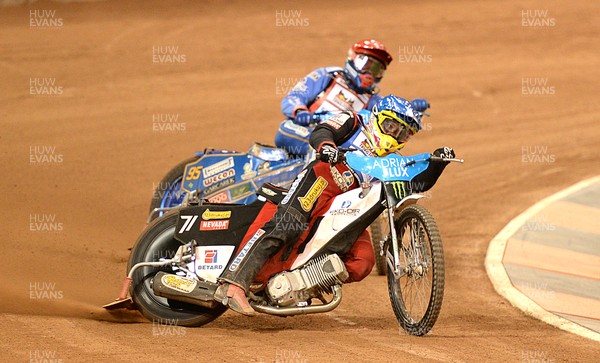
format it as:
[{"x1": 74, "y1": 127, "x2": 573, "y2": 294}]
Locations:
[{"x1": 1, "y1": 0, "x2": 599, "y2": 362}]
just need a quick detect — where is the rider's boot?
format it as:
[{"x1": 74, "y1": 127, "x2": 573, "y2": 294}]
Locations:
[{"x1": 215, "y1": 231, "x2": 288, "y2": 316}]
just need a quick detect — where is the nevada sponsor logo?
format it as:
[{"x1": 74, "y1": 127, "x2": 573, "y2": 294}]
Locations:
[
  {"x1": 297, "y1": 176, "x2": 328, "y2": 212},
  {"x1": 200, "y1": 219, "x2": 230, "y2": 231},
  {"x1": 203, "y1": 168, "x2": 235, "y2": 187},
  {"x1": 229, "y1": 229, "x2": 265, "y2": 271},
  {"x1": 202, "y1": 209, "x2": 231, "y2": 220},
  {"x1": 202, "y1": 157, "x2": 235, "y2": 178}
]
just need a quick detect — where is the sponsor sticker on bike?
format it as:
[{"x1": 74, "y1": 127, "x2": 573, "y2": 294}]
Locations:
[
  {"x1": 330, "y1": 165, "x2": 354, "y2": 192},
  {"x1": 230, "y1": 182, "x2": 252, "y2": 199},
  {"x1": 297, "y1": 176, "x2": 328, "y2": 212},
  {"x1": 373, "y1": 158, "x2": 410, "y2": 179},
  {"x1": 204, "y1": 249, "x2": 218, "y2": 263},
  {"x1": 203, "y1": 168, "x2": 235, "y2": 188},
  {"x1": 199, "y1": 219, "x2": 230, "y2": 231},
  {"x1": 204, "y1": 177, "x2": 235, "y2": 195},
  {"x1": 202, "y1": 157, "x2": 234, "y2": 178},
  {"x1": 207, "y1": 191, "x2": 229, "y2": 203},
  {"x1": 161, "y1": 274, "x2": 197, "y2": 294},
  {"x1": 202, "y1": 209, "x2": 231, "y2": 220},
  {"x1": 229, "y1": 229, "x2": 265, "y2": 271},
  {"x1": 329, "y1": 208, "x2": 361, "y2": 216}
]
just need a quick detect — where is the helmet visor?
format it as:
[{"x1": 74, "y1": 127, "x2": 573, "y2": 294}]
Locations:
[
  {"x1": 380, "y1": 115, "x2": 415, "y2": 143},
  {"x1": 353, "y1": 54, "x2": 386, "y2": 79}
]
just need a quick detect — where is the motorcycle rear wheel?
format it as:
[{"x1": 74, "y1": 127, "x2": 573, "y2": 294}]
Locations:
[
  {"x1": 148, "y1": 156, "x2": 198, "y2": 221},
  {"x1": 128, "y1": 211, "x2": 227, "y2": 327},
  {"x1": 386, "y1": 204, "x2": 444, "y2": 336}
]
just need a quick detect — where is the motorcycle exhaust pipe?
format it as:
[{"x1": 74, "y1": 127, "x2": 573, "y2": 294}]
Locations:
[
  {"x1": 152, "y1": 271, "x2": 220, "y2": 309},
  {"x1": 250, "y1": 285, "x2": 343, "y2": 316}
]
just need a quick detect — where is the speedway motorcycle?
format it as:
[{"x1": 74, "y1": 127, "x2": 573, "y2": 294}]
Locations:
[
  {"x1": 105, "y1": 149, "x2": 462, "y2": 336},
  {"x1": 148, "y1": 113, "x2": 335, "y2": 222}
]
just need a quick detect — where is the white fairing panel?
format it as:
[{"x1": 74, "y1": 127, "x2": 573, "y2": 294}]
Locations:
[
  {"x1": 189, "y1": 245, "x2": 235, "y2": 283},
  {"x1": 290, "y1": 182, "x2": 382, "y2": 269}
]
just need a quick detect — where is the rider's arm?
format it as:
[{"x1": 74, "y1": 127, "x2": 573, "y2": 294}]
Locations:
[
  {"x1": 309, "y1": 111, "x2": 358, "y2": 151},
  {"x1": 281, "y1": 67, "x2": 336, "y2": 119}
]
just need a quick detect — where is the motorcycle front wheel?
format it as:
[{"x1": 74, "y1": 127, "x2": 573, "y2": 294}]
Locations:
[
  {"x1": 386, "y1": 204, "x2": 444, "y2": 336},
  {"x1": 128, "y1": 211, "x2": 227, "y2": 327}
]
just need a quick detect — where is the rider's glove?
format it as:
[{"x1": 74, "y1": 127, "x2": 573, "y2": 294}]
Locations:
[
  {"x1": 433, "y1": 146, "x2": 455, "y2": 160},
  {"x1": 294, "y1": 110, "x2": 312, "y2": 126},
  {"x1": 319, "y1": 144, "x2": 340, "y2": 164},
  {"x1": 411, "y1": 98, "x2": 430, "y2": 112}
]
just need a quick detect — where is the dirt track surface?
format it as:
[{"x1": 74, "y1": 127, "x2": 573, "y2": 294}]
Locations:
[{"x1": 1, "y1": 1, "x2": 599, "y2": 362}]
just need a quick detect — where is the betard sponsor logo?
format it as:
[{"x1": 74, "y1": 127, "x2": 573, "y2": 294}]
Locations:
[
  {"x1": 202, "y1": 209, "x2": 232, "y2": 220},
  {"x1": 229, "y1": 229, "x2": 265, "y2": 271}
]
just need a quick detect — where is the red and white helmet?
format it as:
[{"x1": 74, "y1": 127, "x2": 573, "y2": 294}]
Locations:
[{"x1": 344, "y1": 39, "x2": 393, "y2": 92}]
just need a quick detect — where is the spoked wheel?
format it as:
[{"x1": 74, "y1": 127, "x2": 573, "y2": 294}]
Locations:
[
  {"x1": 386, "y1": 204, "x2": 444, "y2": 336},
  {"x1": 148, "y1": 156, "x2": 198, "y2": 221},
  {"x1": 129, "y1": 211, "x2": 227, "y2": 327},
  {"x1": 369, "y1": 212, "x2": 389, "y2": 276}
]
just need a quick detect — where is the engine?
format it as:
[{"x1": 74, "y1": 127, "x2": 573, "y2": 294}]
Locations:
[{"x1": 266, "y1": 254, "x2": 349, "y2": 307}]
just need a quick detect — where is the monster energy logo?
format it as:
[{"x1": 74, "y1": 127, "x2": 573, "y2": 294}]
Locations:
[{"x1": 390, "y1": 181, "x2": 409, "y2": 199}]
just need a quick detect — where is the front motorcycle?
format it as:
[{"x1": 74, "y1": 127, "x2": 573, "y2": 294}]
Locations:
[{"x1": 106, "y1": 149, "x2": 461, "y2": 335}]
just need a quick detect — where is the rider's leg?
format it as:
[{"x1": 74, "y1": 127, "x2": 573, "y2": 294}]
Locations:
[
  {"x1": 274, "y1": 120, "x2": 311, "y2": 157},
  {"x1": 216, "y1": 161, "x2": 358, "y2": 314},
  {"x1": 341, "y1": 229, "x2": 376, "y2": 283}
]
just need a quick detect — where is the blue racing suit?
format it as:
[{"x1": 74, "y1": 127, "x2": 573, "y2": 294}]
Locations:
[{"x1": 274, "y1": 67, "x2": 382, "y2": 157}]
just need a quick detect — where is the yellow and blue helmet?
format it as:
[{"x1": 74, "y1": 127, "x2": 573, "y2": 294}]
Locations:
[{"x1": 366, "y1": 95, "x2": 422, "y2": 156}]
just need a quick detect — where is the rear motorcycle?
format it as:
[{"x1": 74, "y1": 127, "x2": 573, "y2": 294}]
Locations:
[{"x1": 106, "y1": 150, "x2": 462, "y2": 335}]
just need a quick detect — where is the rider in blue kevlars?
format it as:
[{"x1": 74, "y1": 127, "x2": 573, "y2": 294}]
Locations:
[{"x1": 274, "y1": 39, "x2": 430, "y2": 157}]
